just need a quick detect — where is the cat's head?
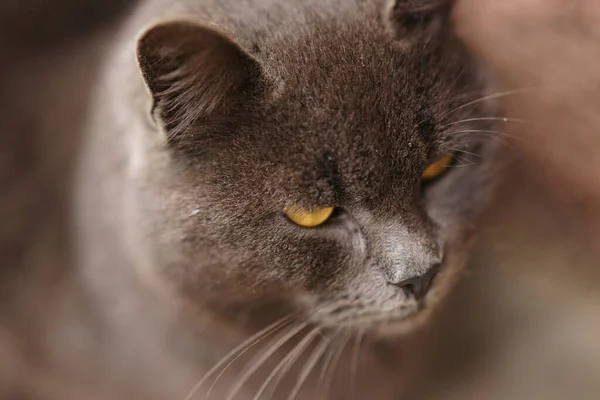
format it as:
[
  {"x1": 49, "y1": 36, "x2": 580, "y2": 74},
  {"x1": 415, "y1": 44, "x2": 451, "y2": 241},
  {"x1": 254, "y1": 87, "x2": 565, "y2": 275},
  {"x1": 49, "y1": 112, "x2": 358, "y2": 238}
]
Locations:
[{"x1": 130, "y1": 0, "x2": 498, "y2": 336}]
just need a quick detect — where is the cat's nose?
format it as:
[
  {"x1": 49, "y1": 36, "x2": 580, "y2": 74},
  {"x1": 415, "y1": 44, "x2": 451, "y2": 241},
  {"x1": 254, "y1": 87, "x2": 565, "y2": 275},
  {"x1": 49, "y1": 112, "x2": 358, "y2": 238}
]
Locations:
[{"x1": 388, "y1": 264, "x2": 440, "y2": 299}]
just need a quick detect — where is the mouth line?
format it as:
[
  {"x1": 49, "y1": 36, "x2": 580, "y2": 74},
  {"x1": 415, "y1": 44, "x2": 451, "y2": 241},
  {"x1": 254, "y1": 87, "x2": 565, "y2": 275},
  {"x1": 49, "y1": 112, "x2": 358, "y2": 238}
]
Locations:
[{"x1": 314, "y1": 304, "x2": 422, "y2": 329}]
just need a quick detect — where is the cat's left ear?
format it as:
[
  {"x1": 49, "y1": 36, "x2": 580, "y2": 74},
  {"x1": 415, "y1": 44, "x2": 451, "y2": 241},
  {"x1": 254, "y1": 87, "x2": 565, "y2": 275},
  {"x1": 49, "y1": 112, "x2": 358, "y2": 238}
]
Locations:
[
  {"x1": 387, "y1": 0, "x2": 452, "y2": 46},
  {"x1": 136, "y1": 20, "x2": 264, "y2": 140}
]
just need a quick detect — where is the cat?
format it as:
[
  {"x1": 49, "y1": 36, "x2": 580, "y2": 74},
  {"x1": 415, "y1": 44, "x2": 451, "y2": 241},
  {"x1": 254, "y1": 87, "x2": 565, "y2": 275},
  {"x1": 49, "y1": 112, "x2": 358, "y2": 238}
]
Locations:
[{"x1": 72, "y1": 0, "x2": 501, "y2": 398}]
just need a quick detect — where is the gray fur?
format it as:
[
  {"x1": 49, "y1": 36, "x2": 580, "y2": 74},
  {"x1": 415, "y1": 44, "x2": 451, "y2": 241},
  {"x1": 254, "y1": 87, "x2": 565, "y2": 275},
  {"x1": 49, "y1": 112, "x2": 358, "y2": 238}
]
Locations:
[
  {"x1": 78, "y1": 0, "x2": 499, "y2": 332},
  {"x1": 73, "y1": 0, "x2": 500, "y2": 397}
]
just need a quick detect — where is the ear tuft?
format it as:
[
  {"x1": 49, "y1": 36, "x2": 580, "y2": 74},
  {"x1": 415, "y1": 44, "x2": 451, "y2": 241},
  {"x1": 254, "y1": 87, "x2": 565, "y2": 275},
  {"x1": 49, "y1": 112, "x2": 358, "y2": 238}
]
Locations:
[{"x1": 136, "y1": 20, "x2": 263, "y2": 140}]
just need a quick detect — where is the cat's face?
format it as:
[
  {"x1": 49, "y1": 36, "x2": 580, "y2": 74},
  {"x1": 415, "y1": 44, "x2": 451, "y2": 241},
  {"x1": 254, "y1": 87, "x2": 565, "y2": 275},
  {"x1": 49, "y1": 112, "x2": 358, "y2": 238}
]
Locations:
[{"x1": 131, "y1": 1, "x2": 498, "y2": 335}]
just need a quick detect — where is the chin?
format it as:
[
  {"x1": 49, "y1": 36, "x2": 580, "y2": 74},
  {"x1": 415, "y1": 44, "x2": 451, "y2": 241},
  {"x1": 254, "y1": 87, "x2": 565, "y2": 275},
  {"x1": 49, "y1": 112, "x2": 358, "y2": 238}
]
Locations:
[
  {"x1": 310, "y1": 302, "x2": 433, "y2": 339},
  {"x1": 308, "y1": 247, "x2": 470, "y2": 338},
  {"x1": 343, "y1": 300, "x2": 436, "y2": 338},
  {"x1": 368, "y1": 299, "x2": 442, "y2": 338}
]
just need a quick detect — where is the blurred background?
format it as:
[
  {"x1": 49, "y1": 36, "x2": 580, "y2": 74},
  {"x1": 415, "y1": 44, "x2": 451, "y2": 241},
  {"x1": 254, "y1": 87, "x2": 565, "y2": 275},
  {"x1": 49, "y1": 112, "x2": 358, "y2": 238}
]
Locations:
[{"x1": 1, "y1": 1, "x2": 600, "y2": 399}]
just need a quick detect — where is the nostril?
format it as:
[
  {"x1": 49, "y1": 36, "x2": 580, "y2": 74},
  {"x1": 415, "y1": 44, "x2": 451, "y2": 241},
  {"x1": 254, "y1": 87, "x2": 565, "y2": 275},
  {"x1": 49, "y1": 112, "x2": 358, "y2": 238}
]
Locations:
[
  {"x1": 395, "y1": 275, "x2": 425, "y2": 298},
  {"x1": 389, "y1": 264, "x2": 440, "y2": 300},
  {"x1": 401, "y1": 281, "x2": 418, "y2": 297}
]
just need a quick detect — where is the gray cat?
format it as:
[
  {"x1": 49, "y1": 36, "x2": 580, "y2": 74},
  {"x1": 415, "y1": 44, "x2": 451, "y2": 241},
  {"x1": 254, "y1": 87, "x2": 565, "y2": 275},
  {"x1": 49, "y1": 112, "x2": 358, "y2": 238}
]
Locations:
[{"x1": 75, "y1": 0, "x2": 500, "y2": 398}]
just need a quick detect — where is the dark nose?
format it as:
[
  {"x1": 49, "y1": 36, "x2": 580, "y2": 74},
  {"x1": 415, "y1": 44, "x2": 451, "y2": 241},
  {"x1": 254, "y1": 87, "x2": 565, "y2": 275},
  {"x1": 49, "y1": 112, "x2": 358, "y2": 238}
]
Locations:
[{"x1": 389, "y1": 264, "x2": 440, "y2": 300}]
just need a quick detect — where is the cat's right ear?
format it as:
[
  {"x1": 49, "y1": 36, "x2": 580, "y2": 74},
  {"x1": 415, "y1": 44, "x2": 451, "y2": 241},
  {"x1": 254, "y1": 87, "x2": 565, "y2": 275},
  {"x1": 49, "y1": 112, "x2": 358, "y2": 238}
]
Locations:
[{"x1": 136, "y1": 20, "x2": 263, "y2": 141}]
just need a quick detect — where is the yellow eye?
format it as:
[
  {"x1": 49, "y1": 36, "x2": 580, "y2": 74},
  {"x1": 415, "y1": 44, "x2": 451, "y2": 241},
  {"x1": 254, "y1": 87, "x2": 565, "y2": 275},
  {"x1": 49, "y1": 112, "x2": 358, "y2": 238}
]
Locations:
[
  {"x1": 285, "y1": 206, "x2": 335, "y2": 228},
  {"x1": 421, "y1": 153, "x2": 454, "y2": 181}
]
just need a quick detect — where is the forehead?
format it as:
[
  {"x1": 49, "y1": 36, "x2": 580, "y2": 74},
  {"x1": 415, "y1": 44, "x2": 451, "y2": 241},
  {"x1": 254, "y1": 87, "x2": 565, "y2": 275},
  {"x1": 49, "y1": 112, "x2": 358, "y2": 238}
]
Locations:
[
  {"x1": 237, "y1": 104, "x2": 428, "y2": 210},
  {"x1": 219, "y1": 22, "x2": 482, "y2": 208},
  {"x1": 260, "y1": 21, "x2": 470, "y2": 121},
  {"x1": 284, "y1": 142, "x2": 423, "y2": 209}
]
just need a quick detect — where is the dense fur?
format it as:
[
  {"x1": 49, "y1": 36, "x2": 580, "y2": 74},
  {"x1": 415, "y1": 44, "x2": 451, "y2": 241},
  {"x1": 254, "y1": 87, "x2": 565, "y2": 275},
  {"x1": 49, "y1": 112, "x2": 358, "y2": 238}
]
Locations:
[
  {"x1": 72, "y1": 0, "x2": 501, "y2": 397},
  {"x1": 77, "y1": 0, "x2": 499, "y2": 340}
]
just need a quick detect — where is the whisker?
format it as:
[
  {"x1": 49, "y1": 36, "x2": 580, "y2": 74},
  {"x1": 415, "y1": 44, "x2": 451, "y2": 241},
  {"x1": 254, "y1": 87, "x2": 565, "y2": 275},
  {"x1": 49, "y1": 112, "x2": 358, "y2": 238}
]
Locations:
[
  {"x1": 444, "y1": 129, "x2": 525, "y2": 148},
  {"x1": 253, "y1": 327, "x2": 321, "y2": 400},
  {"x1": 441, "y1": 86, "x2": 544, "y2": 118},
  {"x1": 451, "y1": 154, "x2": 476, "y2": 168},
  {"x1": 202, "y1": 315, "x2": 299, "y2": 400},
  {"x1": 443, "y1": 129, "x2": 515, "y2": 139},
  {"x1": 440, "y1": 117, "x2": 527, "y2": 128},
  {"x1": 452, "y1": 133, "x2": 514, "y2": 151},
  {"x1": 182, "y1": 313, "x2": 296, "y2": 400},
  {"x1": 248, "y1": 332, "x2": 294, "y2": 398},
  {"x1": 286, "y1": 332, "x2": 336, "y2": 400},
  {"x1": 448, "y1": 128, "x2": 523, "y2": 151},
  {"x1": 448, "y1": 148, "x2": 482, "y2": 158},
  {"x1": 350, "y1": 330, "x2": 365, "y2": 400},
  {"x1": 322, "y1": 329, "x2": 351, "y2": 400},
  {"x1": 223, "y1": 320, "x2": 310, "y2": 400},
  {"x1": 450, "y1": 68, "x2": 465, "y2": 89},
  {"x1": 314, "y1": 330, "x2": 342, "y2": 398}
]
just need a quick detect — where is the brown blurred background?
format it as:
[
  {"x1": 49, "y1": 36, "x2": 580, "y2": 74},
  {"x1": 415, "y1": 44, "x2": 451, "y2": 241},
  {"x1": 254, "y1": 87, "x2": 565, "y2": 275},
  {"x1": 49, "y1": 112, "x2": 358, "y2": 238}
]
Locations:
[
  {"x1": 1, "y1": 1, "x2": 600, "y2": 399},
  {"x1": 1, "y1": 1, "x2": 139, "y2": 398}
]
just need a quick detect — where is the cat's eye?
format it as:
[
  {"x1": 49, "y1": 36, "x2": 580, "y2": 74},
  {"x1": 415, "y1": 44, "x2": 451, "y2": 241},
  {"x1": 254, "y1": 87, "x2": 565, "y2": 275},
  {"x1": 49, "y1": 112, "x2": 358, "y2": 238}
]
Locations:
[
  {"x1": 285, "y1": 206, "x2": 335, "y2": 228},
  {"x1": 421, "y1": 153, "x2": 454, "y2": 181}
]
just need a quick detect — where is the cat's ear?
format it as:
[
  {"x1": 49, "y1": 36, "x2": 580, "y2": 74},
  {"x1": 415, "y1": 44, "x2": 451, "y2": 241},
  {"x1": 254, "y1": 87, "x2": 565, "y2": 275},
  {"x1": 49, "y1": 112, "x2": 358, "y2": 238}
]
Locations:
[
  {"x1": 136, "y1": 20, "x2": 263, "y2": 139},
  {"x1": 387, "y1": 0, "x2": 451, "y2": 46}
]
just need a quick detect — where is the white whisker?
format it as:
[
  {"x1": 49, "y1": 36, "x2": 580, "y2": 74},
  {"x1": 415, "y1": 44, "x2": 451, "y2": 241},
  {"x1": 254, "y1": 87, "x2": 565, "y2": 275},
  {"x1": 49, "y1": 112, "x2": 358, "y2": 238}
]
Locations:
[
  {"x1": 314, "y1": 330, "x2": 342, "y2": 398},
  {"x1": 286, "y1": 332, "x2": 336, "y2": 400},
  {"x1": 451, "y1": 154, "x2": 476, "y2": 168},
  {"x1": 253, "y1": 327, "x2": 321, "y2": 400},
  {"x1": 443, "y1": 129, "x2": 515, "y2": 139},
  {"x1": 322, "y1": 329, "x2": 351, "y2": 400},
  {"x1": 444, "y1": 129, "x2": 525, "y2": 149},
  {"x1": 441, "y1": 87, "x2": 543, "y2": 118},
  {"x1": 182, "y1": 313, "x2": 295, "y2": 400},
  {"x1": 440, "y1": 117, "x2": 528, "y2": 129},
  {"x1": 448, "y1": 148, "x2": 482, "y2": 158},
  {"x1": 440, "y1": 117, "x2": 527, "y2": 128},
  {"x1": 223, "y1": 321, "x2": 309, "y2": 400},
  {"x1": 350, "y1": 330, "x2": 365, "y2": 400}
]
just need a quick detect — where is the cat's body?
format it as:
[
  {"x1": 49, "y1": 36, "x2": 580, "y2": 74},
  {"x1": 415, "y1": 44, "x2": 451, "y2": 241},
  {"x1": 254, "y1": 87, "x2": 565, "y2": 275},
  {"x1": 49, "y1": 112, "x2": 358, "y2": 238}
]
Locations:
[{"x1": 73, "y1": 0, "x2": 500, "y2": 398}]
